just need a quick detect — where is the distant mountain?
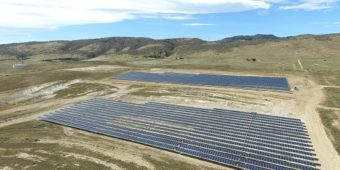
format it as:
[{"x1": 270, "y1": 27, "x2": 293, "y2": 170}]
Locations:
[
  {"x1": 219, "y1": 34, "x2": 280, "y2": 43},
  {"x1": 0, "y1": 33, "x2": 339, "y2": 60}
]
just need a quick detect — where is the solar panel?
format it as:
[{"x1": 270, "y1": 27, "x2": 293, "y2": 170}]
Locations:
[
  {"x1": 40, "y1": 98, "x2": 320, "y2": 170},
  {"x1": 112, "y1": 72, "x2": 290, "y2": 91}
]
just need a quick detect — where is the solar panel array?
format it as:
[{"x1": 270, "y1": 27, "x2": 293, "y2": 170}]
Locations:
[
  {"x1": 40, "y1": 98, "x2": 320, "y2": 170},
  {"x1": 112, "y1": 72, "x2": 290, "y2": 91}
]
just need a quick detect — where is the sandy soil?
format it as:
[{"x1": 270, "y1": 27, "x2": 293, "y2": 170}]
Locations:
[
  {"x1": 62, "y1": 152, "x2": 124, "y2": 170},
  {"x1": 115, "y1": 78, "x2": 295, "y2": 117},
  {"x1": 16, "y1": 153, "x2": 45, "y2": 162},
  {"x1": 297, "y1": 80, "x2": 340, "y2": 170},
  {"x1": 64, "y1": 65, "x2": 127, "y2": 72}
]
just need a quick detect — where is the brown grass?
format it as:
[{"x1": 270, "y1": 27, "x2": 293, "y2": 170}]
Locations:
[{"x1": 318, "y1": 108, "x2": 340, "y2": 154}]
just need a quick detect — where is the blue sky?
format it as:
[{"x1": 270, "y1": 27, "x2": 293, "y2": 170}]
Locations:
[{"x1": 0, "y1": 0, "x2": 339, "y2": 44}]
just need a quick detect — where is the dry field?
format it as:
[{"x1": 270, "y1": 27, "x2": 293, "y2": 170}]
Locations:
[{"x1": 0, "y1": 56, "x2": 340, "y2": 170}]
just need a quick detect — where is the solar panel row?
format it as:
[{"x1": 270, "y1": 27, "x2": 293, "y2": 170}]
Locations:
[
  {"x1": 43, "y1": 115, "x2": 316, "y2": 170},
  {"x1": 145, "y1": 102, "x2": 307, "y2": 133},
  {"x1": 40, "y1": 98, "x2": 320, "y2": 170},
  {"x1": 87, "y1": 100, "x2": 311, "y2": 143},
  {"x1": 102, "y1": 99, "x2": 304, "y2": 131},
  {"x1": 64, "y1": 99, "x2": 314, "y2": 155},
  {"x1": 112, "y1": 72, "x2": 290, "y2": 91},
  {"x1": 67, "y1": 100, "x2": 314, "y2": 156},
  {"x1": 71, "y1": 105, "x2": 305, "y2": 150},
  {"x1": 147, "y1": 101, "x2": 303, "y2": 126}
]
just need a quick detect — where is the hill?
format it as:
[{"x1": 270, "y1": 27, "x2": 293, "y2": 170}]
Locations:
[
  {"x1": 219, "y1": 34, "x2": 280, "y2": 42},
  {"x1": 0, "y1": 34, "x2": 338, "y2": 63}
]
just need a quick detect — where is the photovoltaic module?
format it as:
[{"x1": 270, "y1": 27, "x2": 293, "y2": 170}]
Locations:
[
  {"x1": 112, "y1": 72, "x2": 290, "y2": 91},
  {"x1": 40, "y1": 98, "x2": 320, "y2": 170}
]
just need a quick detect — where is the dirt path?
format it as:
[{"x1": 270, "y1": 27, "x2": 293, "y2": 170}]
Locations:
[
  {"x1": 0, "y1": 84, "x2": 133, "y2": 129},
  {"x1": 0, "y1": 112, "x2": 45, "y2": 129},
  {"x1": 102, "y1": 84, "x2": 138, "y2": 100},
  {"x1": 62, "y1": 152, "x2": 124, "y2": 170},
  {"x1": 0, "y1": 97, "x2": 89, "y2": 128},
  {"x1": 299, "y1": 80, "x2": 340, "y2": 170},
  {"x1": 298, "y1": 59, "x2": 304, "y2": 70},
  {"x1": 318, "y1": 105, "x2": 340, "y2": 111},
  {"x1": 321, "y1": 85, "x2": 340, "y2": 88},
  {"x1": 63, "y1": 65, "x2": 128, "y2": 72}
]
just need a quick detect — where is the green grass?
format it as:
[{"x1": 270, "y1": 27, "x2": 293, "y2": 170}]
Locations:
[
  {"x1": 322, "y1": 87, "x2": 340, "y2": 108},
  {"x1": 318, "y1": 108, "x2": 340, "y2": 154}
]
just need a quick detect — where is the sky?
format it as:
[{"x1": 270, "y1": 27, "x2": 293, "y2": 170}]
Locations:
[{"x1": 0, "y1": 0, "x2": 339, "y2": 44}]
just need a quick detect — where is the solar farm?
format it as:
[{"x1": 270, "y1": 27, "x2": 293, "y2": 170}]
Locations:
[
  {"x1": 40, "y1": 98, "x2": 320, "y2": 170},
  {"x1": 112, "y1": 72, "x2": 290, "y2": 91},
  {"x1": 2, "y1": 33, "x2": 340, "y2": 170}
]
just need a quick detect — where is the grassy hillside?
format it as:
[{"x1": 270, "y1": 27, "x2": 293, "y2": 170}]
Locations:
[{"x1": 0, "y1": 34, "x2": 339, "y2": 73}]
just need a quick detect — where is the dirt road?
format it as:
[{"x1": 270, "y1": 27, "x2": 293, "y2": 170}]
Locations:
[{"x1": 298, "y1": 80, "x2": 340, "y2": 170}]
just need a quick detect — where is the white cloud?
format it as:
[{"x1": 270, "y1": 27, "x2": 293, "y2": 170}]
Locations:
[
  {"x1": 280, "y1": 0, "x2": 339, "y2": 10},
  {"x1": 1, "y1": 0, "x2": 337, "y2": 29},
  {"x1": 184, "y1": 23, "x2": 215, "y2": 26},
  {"x1": 163, "y1": 15, "x2": 195, "y2": 20},
  {"x1": 0, "y1": 0, "x2": 272, "y2": 29}
]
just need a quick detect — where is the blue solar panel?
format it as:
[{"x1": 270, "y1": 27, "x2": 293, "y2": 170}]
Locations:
[
  {"x1": 112, "y1": 72, "x2": 290, "y2": 91},
  {"x1": 58, "y1": 104, "x2": 313, "y2": 157},
  {"x1": 60, "y1": 101, "x2": 314, "y2": 153},
  {"x1": 40, "y1": 98, "x2": 320, "y2": 170}
]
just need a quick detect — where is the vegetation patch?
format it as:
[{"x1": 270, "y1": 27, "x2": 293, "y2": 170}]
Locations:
[
  {"x1": 322, "y1": 87, "x2": 340, "y2": 108},
  {"x1": 311, "y1": 71, "x2": 340, "y2": 86},
  {"x1": 0, "y1": 121, "x2": 149, "y2": 170},
  {"x1": 143, "y1": 155, "x2": 219, "y2": 170},
  {"x1": 55, "y1": 83, "x2": 117, "y2": 98},
  {"x1": 318, "y1": 108, "x2": 340, "y2": 154},
  {"x1": 130, "y1": 89, "x2": 173, "y2": 97},
  {"x1": 0, "y1": 68, "x2": 119, "y2": 92},
  {"x1": 42, "y1": 58, "x2": 82, "y2": 62}
]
